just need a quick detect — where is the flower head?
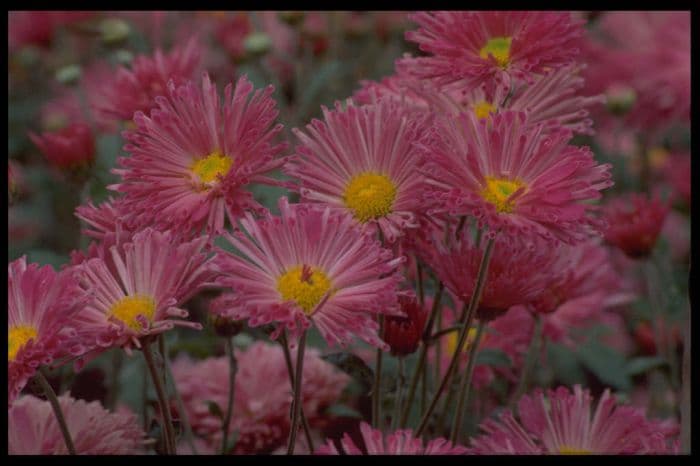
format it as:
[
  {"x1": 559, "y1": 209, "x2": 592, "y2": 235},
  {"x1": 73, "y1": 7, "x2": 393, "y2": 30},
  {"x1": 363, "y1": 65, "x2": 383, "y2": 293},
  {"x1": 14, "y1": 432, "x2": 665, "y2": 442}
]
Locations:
[
  {"x1": 74, "y1": 228, "x2": 216, "y2": 353},
  {"x1": 29, "y1": 122, "x2": 95, "y2": 170},
  {"x1": 399, "y1": 12, "x2": 584, "y2": 88},
  {"x1": 603, "y1": 193, "x2": 669, "y2": 259},
  {"x1": 8, "y1": 257, "x2": 89, "y2": 405},
  {"x1": 111, "y1": 73, "x2": 287, "y2": 236},
  {"x1": 212, "y1": 197, "x2": 404, "y2": 348},
  {"x1": 317, "y1": 421, "x2": 467, "y2": 454},
  {"x1": 8, "y1": 395, "x2": 145, "y2": 454},
  {"x1": 421, "y1": 110, "x2": 613, "y2": 244},
  {"x1": 286, "y1": 98, "x2": 427, "y2": 242},
  {"x1": 469, "y1": 385, "x2": 677, "y2": 454}
]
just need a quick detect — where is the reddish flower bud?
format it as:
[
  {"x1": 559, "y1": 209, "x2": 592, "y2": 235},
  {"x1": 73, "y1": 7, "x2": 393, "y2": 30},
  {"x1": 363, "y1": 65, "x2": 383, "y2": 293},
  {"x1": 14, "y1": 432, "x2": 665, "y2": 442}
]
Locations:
[
  {"x1": 603, "y1": 193, "x2": 669, "y2": 259},
  {"x1": 382, "y1": 296, "x2": 428, "y2": 357},
  {"x1": 29, "y1": 122, "x2": 95, "y2": 170}
]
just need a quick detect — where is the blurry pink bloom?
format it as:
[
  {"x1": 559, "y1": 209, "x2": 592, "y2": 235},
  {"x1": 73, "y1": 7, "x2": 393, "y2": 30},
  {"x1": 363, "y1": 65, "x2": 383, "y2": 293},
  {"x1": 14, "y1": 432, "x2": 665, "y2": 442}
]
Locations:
[
  {"x1": 8, "y1": 395, "x2": 145, "y2": 454},
  {"x1": 29, "y1": 122, "x2": 95, "y2": 170},
  {"x1": 420, "y1": 110, "x2": 613, "y2": 244},
  {"x1": 469, "y1": 385, "x2": 677, "y2": 454},
  {"x1": 603, "y1": 193, "x2": 669, "y2": 259},
  {"x1": 317, "y1": 421, "x2": 467, "y2": 454},
  {"x1": 211, "y1": 198, "x2": 404, "y2": 348},
  {"x1": 171, "y1": 341, "x2": 349, "y2": 454},
  {"x1": 112, "y1": 73, "x2": 287, "y2": 235},
  {"x1": 39, "y1": 92, "x2": 86, "y2": 131},
  {"x1": 8, "y1": 257, "x2": 89, "y2": 405},
  {"x1": 400, "y1": 12, "x2": 584, "y2": 88},
  {"x1": 8, "y1": 11, "x2": 93, "y2": 51},
  {"x1": 286, "y1": 98, "x2": 428, "y2": 242},
  {"x1": 214, "y1": 13, "x2": 253, "y2": 61},
  {"x1": 73, "y1": 228, "x2": 216, "y2": 353}
]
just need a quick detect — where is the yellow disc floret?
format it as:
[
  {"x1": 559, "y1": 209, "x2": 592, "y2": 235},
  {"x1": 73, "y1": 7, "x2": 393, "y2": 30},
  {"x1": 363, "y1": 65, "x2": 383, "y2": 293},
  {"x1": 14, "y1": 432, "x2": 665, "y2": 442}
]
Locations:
[
  {"x1": 277, "y1": 264, "x2": 332, "y2": 315},
  {"x1": 191, "y1": 150, "x2": 233, "y2": 185},
  {"x1": 343, "y1": 172, "x2": 397, "y2": 223},
  {"x1": 109, "y1": 295, "x2": 156, "y2": 331},
  {"x1": 481, "y1": 176, "x2": 525, "y2": 214},
  {"x1": 8, "y1": 325, "x2": 38, "y2": 361},
  {"x1": 479, "y1": 36, "x2": 513, "y2": 68},
  {"x1": 474, "y1": 101, "x2": 497, "y2": 120},
  {"x1": 558, "y1": 446, "x2": 592, "y2": 455}
]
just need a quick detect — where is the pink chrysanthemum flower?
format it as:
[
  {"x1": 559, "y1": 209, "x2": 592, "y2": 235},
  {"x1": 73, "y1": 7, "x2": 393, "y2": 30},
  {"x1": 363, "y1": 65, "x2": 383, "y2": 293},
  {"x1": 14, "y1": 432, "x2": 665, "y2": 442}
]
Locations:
[
  {"x1": 29, "y1": 122, "x2": 95, "y2": 170},
  {"x1": 317, "y1": 421, "x2": 467, "y2": 455},
  {"x1": 399, "y1": 12, "x2": 584, "y2": 88},
  {"x1": 603, "y1": 193, "x2": 670, "y2": 259},
  {"x1": 285, "y1": 98, "x2": 427, "y2": 242},
  {"x1": 171, "y1": 341, "x2": 349, "y2": 454},
  {"x1": 91, "y1": 37, "x2": 202, "y2": 122},
  {"x1": 469, "y1": 385, "x2": 677, "y2": 454},
  {"x1": 212, "y1": 197, "x2": 404, "y2": 348},
  {"x1": 73, "y1": 228, "x2": 216, "y2": 353},
  {"x1": 420, "y1": 110, "x2": 613, "y2": 243},
  {"x1": 74, "y1": 196, "x2": 132, "y2": 242},
  {"x1": 111, "y1": 73, "x2": 287, "y2": 235},
  {"x1": 8, "y1": 257, "x2": 89, "y2": 405},
  {"x1": 8, "y1": 395, "x2": 145, "y2": 454}
]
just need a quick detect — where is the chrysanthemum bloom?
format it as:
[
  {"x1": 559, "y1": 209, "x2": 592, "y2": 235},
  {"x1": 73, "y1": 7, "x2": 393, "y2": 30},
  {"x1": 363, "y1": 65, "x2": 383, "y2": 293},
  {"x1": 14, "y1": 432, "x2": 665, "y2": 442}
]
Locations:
[
  {"x1": 74, "y1": 228, "x2": 217, "y2": 353},
  {"x1": 8, "y1": 11, "x2": 93, "y2": 51},
  {"x1": 317, "y1": 421, "x2": 468, "y2": 454},
  {"x1": 399, "y1": 12, "x2": 584, "y2": 88},
  {"x1": 91, "y1": 37, "x2": 201, "y2": 122},
  {"x1": 603, "y1": 193, "x2": 670, "y2": 259},
  {"x1": 420, "y1": 110, "x2": 613, "y2": 243},
  {"x1": 8, "y1": 257, "x2": 89, "y2": 405},
  {"x1": 8, "y1": 395, "x2": 145, "y2": 454},
  {"x1": 29, "y1": 122, "x2": 95, "y2": 170},
  {"x1": 74, "y1": 196, "x2": 133, "y2": 242},
  {"x1": 469, "y1": 385, "x2": 677, "y2": 454},
  {"x1": 286, "y1": 98, "x2": 427, "y2": 242},
  {"x1": 382, "y1": 295, "x2": 428, "y2": 357},
  {"x1": 212, "y1": 198, "x2": 404, "y2": 348},
  {"x1": 418, "y1": 223, "x2": 560, "y2": 321},
  {"x1": 111, "y1": 73, "x2": 288, "y2": 235},
  {"x1": 171, "y1": 341, "x2": 349, "y2": 454}
]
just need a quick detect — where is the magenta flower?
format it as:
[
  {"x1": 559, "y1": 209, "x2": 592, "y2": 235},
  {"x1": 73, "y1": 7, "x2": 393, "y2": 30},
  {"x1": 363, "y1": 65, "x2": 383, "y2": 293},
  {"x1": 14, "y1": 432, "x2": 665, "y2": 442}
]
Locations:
[
  {"x1": 74, "y1": 228, "x2": 217, "y2": 353},
  {"x1": 29, "y1": 122, "x2": 95, "y2": 170},
  {"x1": 421, "y1": 110, "x2": 613, "y2": 243},
  {"x1": 399, "y1": 11, "x2": 584, "y2": 88},
  {"x1": 211, "y1": 197, "x2": 404, "y2": 348},
  {"x1": 9, "y1": 395, "x2": 145, "y2": 454},
  {"x1": 603, "y1": 193, "x2": 670, "y2": 259},
  {"x1": 8, "y1": 257, "x2": 89, "y2": 405},
  {"x1": 111, "y1": 73, "x2": 288, "y2": 235},
  {"x1": 469, "y1": 385, "x2": 677, "y2": 454},
  {"x1": 317, "y1": 421, "x2": 467, "y2": 455},
  {"x1": 286, "y1": 98, "x2": 427, "y2": 242}
]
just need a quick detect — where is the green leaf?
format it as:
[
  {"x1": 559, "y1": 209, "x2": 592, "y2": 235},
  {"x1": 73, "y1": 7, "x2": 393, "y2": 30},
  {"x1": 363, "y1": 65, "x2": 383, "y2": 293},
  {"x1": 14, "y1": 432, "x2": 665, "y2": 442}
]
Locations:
[
  {"x1": 576, "y1": 341, "x2": 632, "y2": 391},
  {"x1": 326, "y1": 403, "x2": 363, "y2": 419},
  {"x1": 547, "y1": 342, "x2": 586, "y2": 386},
  {"x1": 321, "y1": 352, "x2": 374, "y2": 395},
  {"x1": 475, "y1": 349, "x2": 512, "y2": 367},
  {"x1": 206, "y1": 400, "x2": 224, "y2": 420},
  {"x1": 624, "y1": 356, "x2": 667, "y2": 376}
]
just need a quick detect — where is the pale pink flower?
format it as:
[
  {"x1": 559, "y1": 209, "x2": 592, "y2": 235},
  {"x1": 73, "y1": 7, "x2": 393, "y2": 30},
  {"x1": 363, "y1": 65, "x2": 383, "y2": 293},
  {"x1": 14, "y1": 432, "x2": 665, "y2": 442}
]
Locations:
[{"x1": 603, "y1": 193, "x2": 670, "y2": 259}]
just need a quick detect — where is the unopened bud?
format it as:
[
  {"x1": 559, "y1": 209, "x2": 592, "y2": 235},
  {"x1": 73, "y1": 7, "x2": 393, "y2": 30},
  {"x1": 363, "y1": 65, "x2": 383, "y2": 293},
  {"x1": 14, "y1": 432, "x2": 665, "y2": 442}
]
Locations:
[
  {"x1": 55, "y1": 64, "x2": 81, "y2": 86},
  {"x1": 211, "y1": 314, "x2": 244, "y2": 338},
  {"x1": 100, "y1": 18, "x2": 131, "y2": 45},
  {"x1": 606, "y1": 85, "x2": 636, "y2": 116},
  {"x1": 243, "y1": 32, "x2": 272, "y2": 58},
  {"x1": 278, "y1": 11, "x2": 305, "y2": 26}
]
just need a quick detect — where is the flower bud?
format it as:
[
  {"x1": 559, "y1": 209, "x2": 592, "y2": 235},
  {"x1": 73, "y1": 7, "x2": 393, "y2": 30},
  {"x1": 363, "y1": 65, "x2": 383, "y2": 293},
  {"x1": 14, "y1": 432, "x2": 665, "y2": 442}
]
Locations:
[
  {"x1": 29, "y1": 122, "x2": 95, "y2": 171},
  {"x1": 278, "y1": 11, "x2": 305, "y2": 26},
  {"x1": 243, "y1": 32, "x2": 272, "y2": 58},
  {"x1": 100, "y1": 18, "x2": 130, "y2": 45},
  {"x1": 382, "y1": 296, "x2": 428, "y2": 357},
  {"x1": 605, "y1": 85, "x2": 636, "y2": 116},
  {"x1": 55, "y1": 64, "x2": 81, "y2": 86}
]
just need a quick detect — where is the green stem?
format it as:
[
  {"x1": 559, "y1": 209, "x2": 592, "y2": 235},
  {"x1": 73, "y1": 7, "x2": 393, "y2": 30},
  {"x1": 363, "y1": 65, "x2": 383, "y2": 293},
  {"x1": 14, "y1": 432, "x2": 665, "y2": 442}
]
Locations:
[
  {"x1": 416, "y1": 259, "x2": 425, "y2": 307},
  {"x1": 391, "y1": 357, "x2": 405, "y2": 431},
  {"x1": 450, "y1": 320, "x2": 486, "y2": 442},
  {"x1": 221, "y1": 338, "x2": 238, "y2": 455},
  {"x1": 399, "y1": 283, "x2": 444, "y2": 428},
  {"x1": 415, "y1": 237, "x2": 495, "y2": 437},
  {"x1": 142, "y1": 339, "x2": 176, "y2": 455},
  {"x1": 372, "y1": 315, "x2": 385, "y2": 429},
  {"x1": 35, "y1": 369, "x2": 76, "y2": 455},
  {"x1": 511, "y1": 315, "x2": 543, "y2": 406},
  {"x1": 162, "y1": 343, "x2": 198, "y2": 455},
  {"x1": 279, "y1": 331, "x2": 314, "y2": 453},
  {"x1": 287, "y1": 331, "x2": 307, "y2": 455}
]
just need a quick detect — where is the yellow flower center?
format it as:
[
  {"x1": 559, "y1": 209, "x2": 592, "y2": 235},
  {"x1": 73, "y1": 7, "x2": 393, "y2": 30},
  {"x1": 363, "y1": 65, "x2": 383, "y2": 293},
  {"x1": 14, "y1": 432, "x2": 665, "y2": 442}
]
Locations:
[
  {"x1": 8, "y1": 325, "x2": 38, "y2": 361},
  {"x1": 558, "y1": 446, "x2": 592, "y2": 455},
  {"x1": 481, "y1": 176, "x2": 525, "y2": 214},
  {"x1": 479, "y1": 36, "x2": 512, "y2": 68},
  {"x1": 473, "y1": 101, "x2": 497, "y2": 120},
  {"x1": 109, "y1": 295, "x2": 156, "y2": 331},
  {"x1": 191, "y1": 150, "x2": 233, "y2": 185},
  {"x1": 446, "y1": 327, "x2": 478, "y2": 356},
  {"x1": 343, "y1": 172, "x2": 397, "y2": 223},
  {"x1": 277, "y1": 264, "x2": 332, "y2": 315}
]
